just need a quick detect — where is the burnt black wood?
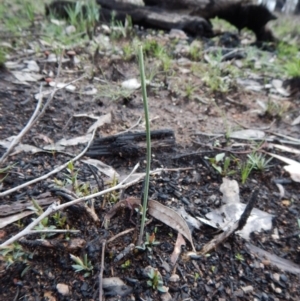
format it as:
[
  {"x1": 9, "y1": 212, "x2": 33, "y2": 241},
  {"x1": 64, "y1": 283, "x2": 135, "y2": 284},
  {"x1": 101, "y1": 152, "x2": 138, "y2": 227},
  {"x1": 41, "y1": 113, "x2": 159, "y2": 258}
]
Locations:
[{"x1": 86, "y1": 129, "x2": 175, "y2": 158}]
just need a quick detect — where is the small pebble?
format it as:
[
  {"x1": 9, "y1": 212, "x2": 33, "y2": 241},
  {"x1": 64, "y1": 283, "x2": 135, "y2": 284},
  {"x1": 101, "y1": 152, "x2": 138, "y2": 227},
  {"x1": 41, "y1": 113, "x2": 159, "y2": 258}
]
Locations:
[
  {"x1": 241, "y1": 285, "x2": 254, "y2": 294},
  {"x1": 56, "y1": 283, "x2": 69, "y2": 296},
  {"x1": 280, "y1": 274, "x2": 288, "y2": 283},
  {"x1": 169, "y1": 274, "x2": 180, "y2": 283},
  {"x1": 272, "y1": 273, "x2": 280, "y2": 282}
]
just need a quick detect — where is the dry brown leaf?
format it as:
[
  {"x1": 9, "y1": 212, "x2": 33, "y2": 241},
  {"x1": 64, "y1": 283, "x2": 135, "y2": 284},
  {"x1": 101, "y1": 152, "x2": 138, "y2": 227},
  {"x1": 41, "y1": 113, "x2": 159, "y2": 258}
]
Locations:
[
  {"x1": 170, "y1": 233, "x2": 186, "y2": 265},
  {"x1": 148, "y1": 200, "x2": 196, "y2": 252}
]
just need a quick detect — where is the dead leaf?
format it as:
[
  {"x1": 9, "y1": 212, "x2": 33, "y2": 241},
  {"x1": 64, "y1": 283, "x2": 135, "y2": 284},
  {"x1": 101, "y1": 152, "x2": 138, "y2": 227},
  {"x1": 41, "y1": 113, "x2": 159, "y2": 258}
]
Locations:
[
  {"x1": 245, "y1": 243, "x2": 300, "y2": 274},
  {"x1": 87, "y1": 113, "x2": 111, "y2": 133},
  {"x1": 170, "y1": 233, "x2": 186, "y2": 265},
  {"x1": 0, "y1": 211, "x2": 34, "y2": 228},
  {"x1": 81, "y1": 158, "x2": 119, "y2": 179},
  {"x1": 148, "y1": 200, "x2": 196, "y2": 252},
  {"x1": 292, "y1": 115, "x2": 300, "y2": 126},
  {"x1": 229, "y1": 129, "x2": 265, "y2": 140},
  {"x1": 268, "y1": 153, "x2": 300, "y2": 183}
]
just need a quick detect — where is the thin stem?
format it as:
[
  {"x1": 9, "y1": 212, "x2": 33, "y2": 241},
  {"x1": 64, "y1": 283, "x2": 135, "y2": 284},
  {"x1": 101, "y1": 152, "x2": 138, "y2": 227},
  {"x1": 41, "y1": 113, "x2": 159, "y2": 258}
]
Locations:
[{"x1": 137, "y1": 45, "x2": 151, "y2": 246}]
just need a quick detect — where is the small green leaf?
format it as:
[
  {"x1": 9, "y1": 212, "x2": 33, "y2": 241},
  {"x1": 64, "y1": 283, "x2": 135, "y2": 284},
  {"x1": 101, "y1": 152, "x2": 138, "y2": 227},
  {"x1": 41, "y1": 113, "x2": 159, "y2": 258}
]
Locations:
[
  {"x1": 215, "y1": 153, "x2": 225, "y2": 163},
  {"x1": 157, "y1": 285, "x2": 168, "y2": 293}
]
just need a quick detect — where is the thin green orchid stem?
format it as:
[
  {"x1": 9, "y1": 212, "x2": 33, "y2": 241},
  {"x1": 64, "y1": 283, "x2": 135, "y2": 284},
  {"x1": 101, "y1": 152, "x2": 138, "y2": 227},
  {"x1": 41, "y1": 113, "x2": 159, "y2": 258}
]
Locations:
[{"x1": 137, "y1": 45, "x2": 151, "y2": 246}]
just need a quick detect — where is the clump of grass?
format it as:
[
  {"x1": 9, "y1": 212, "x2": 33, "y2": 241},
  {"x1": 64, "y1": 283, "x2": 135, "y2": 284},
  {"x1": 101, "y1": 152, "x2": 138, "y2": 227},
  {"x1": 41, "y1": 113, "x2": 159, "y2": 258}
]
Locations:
[{"x1": 247, "y1": 153, "x2": 273, "y2": 172}]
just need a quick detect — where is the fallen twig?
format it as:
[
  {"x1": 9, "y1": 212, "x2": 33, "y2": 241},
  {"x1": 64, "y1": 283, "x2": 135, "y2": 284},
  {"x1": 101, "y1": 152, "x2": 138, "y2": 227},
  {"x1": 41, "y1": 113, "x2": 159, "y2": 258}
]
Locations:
[
  {"x1": 0, "y1": 87, "x2": 43, "y2": 164},
  {"x1": 0, "y1": 163, "x2": 140, "y2": 247},
  {"x1": 0, "y1": 129, "x2": 96, "y2": 198},
  {"x1": 0, "y1": 54, "x2": 64, "y2": 165},
  {"x1": 99, "y1": 240, "x2": 106, "y2": 301}
]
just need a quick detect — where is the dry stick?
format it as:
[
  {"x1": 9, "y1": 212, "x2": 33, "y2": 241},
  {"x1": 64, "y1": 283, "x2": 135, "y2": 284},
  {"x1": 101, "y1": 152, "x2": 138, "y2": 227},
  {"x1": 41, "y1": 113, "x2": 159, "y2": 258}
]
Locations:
[
  {"x1": 23, "y1": 229, "x2": 80, "y2": 235},
  {"x1": 0, "y1": 62, "x2": 86, "y2": 165},
  {"x1": 0, "y1": 129, "x2": 96, "y2": 198},
  {"x1": 99, "y1": 240, "x2": 106, "y2": 301},
  {"x1": 0, "y1": 163, "x2": 140, "y2": 247},
  {"x1": 200, "y1": 187, "x2": 259, "y2": 255},
  {"x1": 0, "y1": 53, "x2": 64, "y2": 165},
  {"x1": 0, "y1": 87, "x2": 43, "y2": 164},
  {"x1": 107, "y1": 228, "x2": 135, "y2": 244}
]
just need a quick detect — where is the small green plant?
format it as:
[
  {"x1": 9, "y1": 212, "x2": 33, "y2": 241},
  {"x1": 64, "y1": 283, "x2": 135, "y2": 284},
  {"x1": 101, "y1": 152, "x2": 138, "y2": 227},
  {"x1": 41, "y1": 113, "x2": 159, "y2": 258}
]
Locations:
[
  {"x1": 136, "y1": 232, "x2": 160, "y2": 252},
  {"x1": 264, "y1": 99, "x2": 289, "y2": 119},
  {"x1": 0, "y1": 47, "x2": 6, "y2": 66},
  {"x1": 0, "y1": 242, "x2": 32, "y2": 275},
  {"x1": 121, "y1": 259, "x2": 131, "y2": 269},
  {"x1": 285, "y1": 59, "x2": 300, "y2": 77},
  {"x1": 52, "y1": 212, "x2": 67, "y2": 228},
  {"x1": 25, "y1": 2, "x2": 35, "y2": 26},
  {"x1": 194, "y1": 272, "x2": 200, "y2": 281},
  {"x1": 205, "y1": 153, "x2": 236, "y2": 176},
  {"x1": 189, "y1": 43, "x2": 202, "y2": 61},
  {"x1": 0, "y1": 163, "x2": 15, "y2": 184},
  {"x1": 30, "y1": 198, "x2": 57, "y2": 238},
  {"x1": 84, "y1": 0, "x2": 99, "y2": 39},
  {"x1": 235, "y1": 253, "x2": 244, "y2": 262},
  {"x1": 147, "y1": 268, "x2": 167, "y2": 293},
  {"x1": 65, "y1": 1, "x2": 84, "y2": 28},
  {"x1": 70, "y1": 253, "x2": 93, "y2": 277},
  {"x1": 240, "y1": 161, "x2": 253, "y2": 184},
  {"x1": 247, "y1": 153, "x2": 273, "y2": 172},
  {"x1": 184, "y1": 81, "x2": 197, "y2": 100},
  {"x1": 122, "y1": 43, "x2": 134, "y2": 61},
  {"x1": 65, "y1": 161, "x2": 79, "y2": 189}
]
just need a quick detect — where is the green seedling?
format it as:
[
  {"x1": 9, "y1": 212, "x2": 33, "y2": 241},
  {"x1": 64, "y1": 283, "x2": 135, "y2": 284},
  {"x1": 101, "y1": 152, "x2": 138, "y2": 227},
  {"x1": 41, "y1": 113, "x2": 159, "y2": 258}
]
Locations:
[
  {"x1": 70, "y1": 253, "x2": 93, "y2": 277},
  {"x1": 0, "y1": 163, "x2": 15, "y2": 183},
  {"x1": 103, "y1": 173, "x2": 119, "y2": 206},
  {"x1": 84, "y1": 0, "x2": 99, "y2": 39},
  {"x1": 65, "y1": 161, "x2": 79, "y2": 190},
  {"x1": 136, "y1": 232, "x2": 160, "y2": 252},
  {"x1": 235, "y1": 253, "x2": 244, "y2": 262},
  {"x1": 240, "y1": 161, "x2": 253, "y2": 184},
  {"x1": 52, "y1": 212, "x2": 67, "y2": 228},
  {"x1": 147, "y1": 268, "x2": 167, "y2": 293},
  {"x1": 194, "y1": 272, "x2": 200, "y2": 281},
  {"x1": 247, "y1": 153, "x2": 273, "y2": 172},
  {"x1": 0, "y1": 242, "x2": 32, "y2": 275},
  {"x1": 29, "y1": 199, "x2": 57, "y2": 238},
  {"x1": 25, "y1": 2, "x2": 35, "y2": 26},
  {"x1": 205, "y1": 153, "x2": 236, "y2": 176},
  {"x1": 184, "y1": 81, "x2": 197, "y2": 100},
  {"x1": 121, "y1": 260, "x2": 131, "y2": 269},
  {"x1": 65, "y1": 1, "x2": 84, "y2": 27}
]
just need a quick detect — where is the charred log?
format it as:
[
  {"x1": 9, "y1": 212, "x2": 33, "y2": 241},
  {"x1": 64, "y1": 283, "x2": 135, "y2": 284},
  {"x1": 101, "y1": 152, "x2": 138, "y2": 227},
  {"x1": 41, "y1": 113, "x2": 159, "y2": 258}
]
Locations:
[
  {"x1": 144, "y1": 0, "x2": 277, "y2": 41},
  {"x1": 86, "y1": 129, "x2": 175, "y2": 158},
  {"x1": 46, "y1": 0, "x2": 276, "y2": 42},
  {"x1": 97, "y1": 0, "x2": 213, "y2": 37}
]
